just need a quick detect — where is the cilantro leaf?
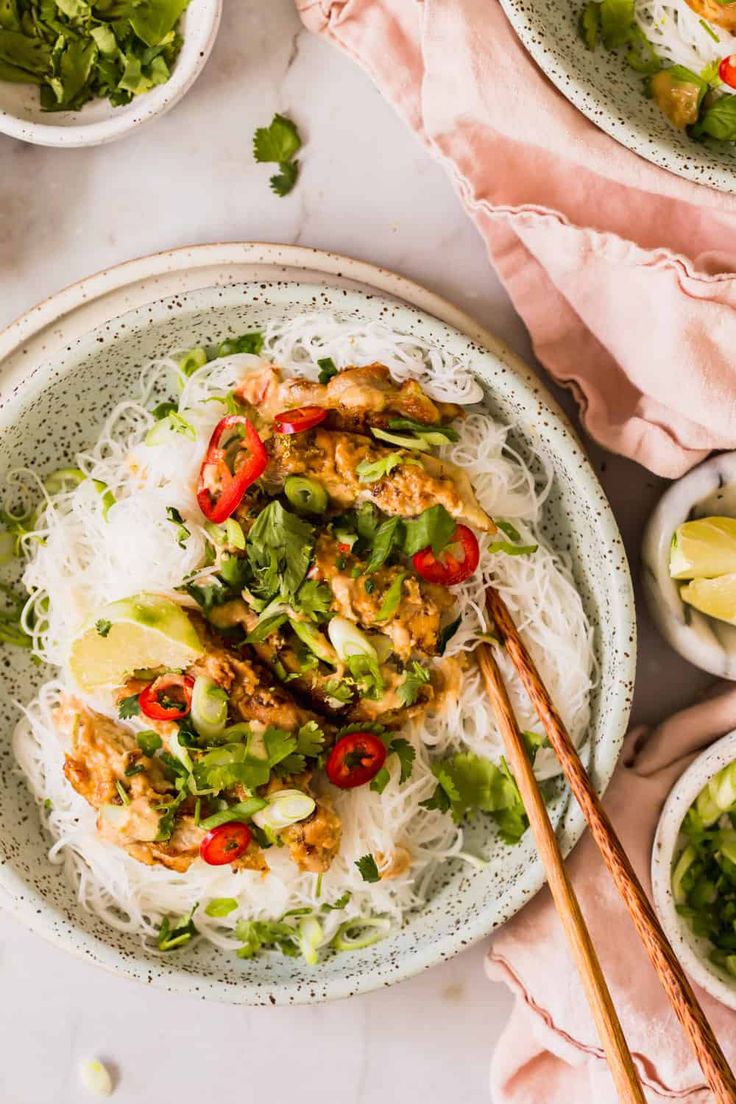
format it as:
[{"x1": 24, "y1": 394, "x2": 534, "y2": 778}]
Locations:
[
  {"x1": 296, "y1": 721, "x2": 326, "y2": 758},
  {"x1": 323, "y1": 677, "x2": 353, "y2": 705},
  {"x1": 95, "y1": 619, "x2": 111, "y2": 638},
  {"x1": 214, "y1": 332, "x2": 265, "y2": 357},
  {"x1": 166, "y1": 505, "x2": 189, "y2": 548},
  {"x1": 317, "y1": 357, "x2": 338, "y2": 384},
  {"x1": 425, "y1": 751, "x2": 529, "y2": 843},
  {"x1": 235, "y1": 918, "x2": 299, "y2": 959},
  {"x1": 396, "y1": 663, "x2": 431, "y2": 707},
  {"x1": 355, "y1": 854, "x2": 381, "y2": 883},
  {"x1": 118, "y1": 693, "x2": 140, "y2": 720},
  {"x1": 403, "y1": 504, "x2": 456, "y2": 556},
  {"x1": 253, "y1": 113, "x2": 302, "y2": 163},
  {"x1": 322, "y1": 891, "x2": 351, "y2": 912},
  {"x1": 346, "y1": 653, "x2": 385, "y2": 700},
  {"x1": 270, "y1": 160, "x2": 299, "y2": 197},
  {"x1": 389, "y1": 737, "x2": 416, "y2": 784},
  {"x1": 692, "y1": 92, "x2": 736, "y2": 140},
  {"x1": 294, "y1": 579, "x2": 333, "y2": 622},
  {"x1": 246, "y1": 501, "x2": 314, "y2": 601}
]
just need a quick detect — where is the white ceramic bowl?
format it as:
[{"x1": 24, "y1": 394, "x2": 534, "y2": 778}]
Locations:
[
  {"x1": 642, "y1": 452, "x2": 736, "y2": 679},
  {"x1": 652, "y1": 730, "x2": 736, "y2": 1010},
  {"x1": 0, "y1": 0, "x2": 221, "y2": 148},
  {"x1": 0, "y1": 245, "x2": 636, "y2": 1004}
]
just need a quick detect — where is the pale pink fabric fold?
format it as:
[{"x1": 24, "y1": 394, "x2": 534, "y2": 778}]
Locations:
[
  {"x1": 297, "y1": 0, "x2": 736, "y2": 477},
  {"x1": 487, "y1": 685, "x2": 736, "y2": 1103}
]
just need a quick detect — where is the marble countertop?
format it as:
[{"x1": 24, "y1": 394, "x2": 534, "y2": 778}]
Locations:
[{"x1": 0, "y1": 1, "x2": 714, "y2": 1101}]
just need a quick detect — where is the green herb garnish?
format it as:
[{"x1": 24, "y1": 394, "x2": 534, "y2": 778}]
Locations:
[
  {"x1": 355, "y1": 854, "x2": 381, "y2": 883},
  {"x1": 95, "y1": 618, "x2": 111, "y2": 638},
  {"x1": 253, "y1": 113, "x2": 302, "y2": 197}
]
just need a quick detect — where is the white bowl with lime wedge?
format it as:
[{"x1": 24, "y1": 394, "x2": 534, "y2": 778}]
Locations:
[{"x1": 642, "y1": 452, "x2": 736, "y2": 679}]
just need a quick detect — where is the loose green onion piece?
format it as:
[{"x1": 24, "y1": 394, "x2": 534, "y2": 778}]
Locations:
[
  {"x1": 252, "y1": 789, "x2": 316, "y2": 833},
  {"x1": 496, "y1": 519, "x2": 522, "y2": 542},
  {"x1": 289, "y1": 618, "x2": 338, "y2": 665},
  {"x1": 371, "y1": 427, "x2": 432, "y2": 451},
  {"x1": 332, "y1": 917, "x2": 392, "y2": 952},
  {"x1": 114, "y1": 780, "x2": 130, "y2": 806},
  {"x1": 708, "y1": 760, "x2": 736, "y2": 815},
  {"x1": 297, "y1": 915, "x2": 324, "y2": 966},
  {"x1": 315, "y1": 872, "x2": 323, "y2": 898},
  {"x1": 487, "y1": 540, "x2": 538, "y2": 557},
  {"x1": 169, "y1": 731, "x2": 194, "y2": 774},
  {"x1": 225, "y1": 518, "x2": 246, "y2": 549},
  {"x1": 327, "y1": 616, "x2": 377, "y2": 662},
  {"x1": 0, "y1": 531, "x2": 14, "y2": 565},
  {"x1": 284, "y1": 476, "x2": 329, "y2": 515},
  {"x1": 178, "y1": 347, "x2": 208, "y2": 377},
  {"x1": 92, "y1": 480, "x2": 115, "y2": 519},
  {"x1": 204, "y1": 897, "x2": 239, "y2": 918},
  {"x1": 191, "y1": 675, "x2": 229, "y2": 742},
  {"x1": 199, "y1": 797, "x2": 267, "y2": 830},
  {"x1": 44, "y1": 467, "x2": 86, "y2": 495}
]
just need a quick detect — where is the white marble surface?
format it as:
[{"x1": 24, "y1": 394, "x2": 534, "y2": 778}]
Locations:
[{"x1": 0, "y1": 1, "x2": 714, "y2": 1101}]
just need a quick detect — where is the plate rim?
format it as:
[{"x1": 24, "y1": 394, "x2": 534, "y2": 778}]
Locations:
[
  {"x1": 0, "y1": 244, "x2": 636, "y2": 1003},
  {"x1": 498, "y1": 0, "x2": 736, "y2": 194}
]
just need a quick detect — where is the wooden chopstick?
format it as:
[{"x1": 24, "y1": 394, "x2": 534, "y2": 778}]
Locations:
[
  {"x1": 476, "y1": 643, "x2": 646, "y2": 1103},
  {"x1": 485, "y1": 585, "x2": 736, "y2": 1103}
]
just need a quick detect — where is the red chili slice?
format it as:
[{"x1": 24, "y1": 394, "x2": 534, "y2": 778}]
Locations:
[
  {"x1": 720, "y1": 55, "x2": 736, "y2": 89},
  {"x1": 200, "y1": 822, "x2": 252, "y2": 865},
  {"x1": 412, "y1": 524, "x2": 480, "y2": 586},
  {"x1": 273, "y1": 406, "x2": 327, "y2": 435},
  {"x1": 139, "y1": 674, "x2": 194, "y2": 721},
  {"x1": 197, "y1": 415, "x2": 267, "y2": 524},
  {"x1": 326, "y1": 732, "x2": 387, "y2": 789}
]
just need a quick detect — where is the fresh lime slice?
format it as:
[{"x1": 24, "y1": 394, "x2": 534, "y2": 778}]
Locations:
[
  {"x1": 680, "y1": 573, "x2": 736, "y2": 626},
  {"x1": 69, "y1": 593, "x2": 204, "y2": 693},
  {"x1": 670, "y1": 517, "x2": 736, "y2": 580}
]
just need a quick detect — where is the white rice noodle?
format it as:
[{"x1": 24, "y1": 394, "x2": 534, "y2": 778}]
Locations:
[
  {"x1": 11, "y1": 315, "x2": 595, "y2": 950},
  {"x1": 633, "y1": 0, "x2": 736, "y2": 86}
]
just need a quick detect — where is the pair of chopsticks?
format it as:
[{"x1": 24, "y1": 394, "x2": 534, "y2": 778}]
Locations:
[{"x1": 477, "y1": 585, "x2": 736, "y2": 1103}]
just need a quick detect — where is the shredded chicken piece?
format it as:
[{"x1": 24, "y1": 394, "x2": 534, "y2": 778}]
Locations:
[
  {"x1": 264, "y1": 427, "x2": 494, "y2": 533},
  {"x1": 281, "y1": 797, "x2": 342, "y2": 873},
  {"x1": 682, "y1": 0, "x2": 736, "y2": 29},
  {"x1": 235, "y1": 362, "x2": 459, "y2": 433}
]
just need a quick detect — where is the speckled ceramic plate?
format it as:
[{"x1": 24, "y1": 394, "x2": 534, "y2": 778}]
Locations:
[
  {"x1": 0, "y1": 244, "x2": 635, "y2": 1004},
  {"x1": 499, "y1": 0, "x2": 736, "y2": 191}
]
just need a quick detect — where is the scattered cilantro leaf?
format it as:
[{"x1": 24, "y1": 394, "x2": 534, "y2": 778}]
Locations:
[
  {"x1": 294, "y1": 579, "x2": 333, "y2": 622},
  {"x1": 166, "y1": 505, "x2": 189, "y2": 548},
  {"x1": 296, "y1": 720, "x2": 326, "y2": 758},
  {"x1": 390, "y1": 737, "x2": 416, "y2": 784},
  {"x1": 95, "y1": 618, "x2": 111, "y2": 638},
  {"x1": 317, "y1": 357, "x2": 338, "y2": 383},
  {"x1": 355, "y1": 854, "x2": 381, "y2": 884},
  {"x1": 157, "y1": 903, "x2": 198, "y2": 952},
  {"x1": 425, "y1": 751, "x2": 529, "y2": 844},
  {"x1": 322, "y1": 891, "x2": 351, "y2": 912},
  {"x1": 403, "y1": 504, "x2": 457, "y2": 557},
  {"x1": 397, "y1": 663, "x2": 431, "y2": 707},
  {"x1": 253, "y1": 113, "x2": 302, "y2": 163},
  {"x1": 270, "y1": 160, "x2": 299, "y2": 197},
  {"x1": 118, "y1": 693, "x2": 140, "y2": 720}
]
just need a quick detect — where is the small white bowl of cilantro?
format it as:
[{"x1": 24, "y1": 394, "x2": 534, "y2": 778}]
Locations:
[
  {"x1": 0, "y1": 0, "x2": 221, "y2": 147},
  {"x1": 652, "y1": 730, "x2": 736, "y2": 1010}
]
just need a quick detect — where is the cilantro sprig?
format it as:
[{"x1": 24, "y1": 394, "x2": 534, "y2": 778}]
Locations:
[{"x1": 253, "y1": 113, "x2": 302, "y2": 197}]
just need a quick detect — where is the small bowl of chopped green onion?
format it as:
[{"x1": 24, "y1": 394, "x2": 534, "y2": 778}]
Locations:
[
  {"x1": 0, "y1": 0, "x2": 221, "y2": 147},
  {"x1": 652, "y1": 731, "x2": 736, "y2": 1010}
]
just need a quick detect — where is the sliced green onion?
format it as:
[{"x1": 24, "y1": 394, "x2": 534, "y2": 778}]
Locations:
[
  {"x1": 284, "y1": 476, "x2": 329, "y2": 514},
  {"x1": 0, "y1": 531, "x2": 14, "y2": 564},
  {"x1": 252, "y1": 789, "x2": 316, "y2": 833},
  {"x1": 178, "y1": 347, "x2": 208, "y2": 377},
  {"x1": 696, "y1": 782, "x2": 723, "y2": 828},
  {"x1": 371, "y1": 427, "x2": 432, "y2": 451},
  {"x1": 297, "y1": 915, "x2": 324, "y2": 966},
  {"x1": 204, "y1": 897, "x2": 238, "y2": 918},
  {"x1": 327, "y1": 616, "x2": 376, "y2": 661},
  {"x1": 114, "y1": 780, "x2": 130, "y2": 806},
  {"x1": 708, "y1": 761, "x2": 736, "y2": 815},
  {"x1": 225, "y1": 518, "x2": 246, "y2": 549},
  {"x1": 332, "y1": 917, "x2": 391, "y2": 952},
  {"x1": 99, "y1": 803, "x2": 129, "y2": 830},
  {"x1": 371, "y1": 633, "x2": 393, "y2": 664},
  {"x1": 92, "y1": 480, "x2": 115, "y2": 519},
  {"x1": 169, "y1": 731, "x2": 194, "y2": 774},
  {"x1": 191, "y1": 675, "x2": 229, "y2": 742},
  {"x1": 289, "y1": 618, "x2": 338, "y2": 665},
  {"x1": 199, "y1": 797, "x2": 267, "y2": 830},
  {"x1": 44, "y1": 467, "x2": 85, "y2": 495},
  {"x1": 145, "y1": 412, "x2": 195, "y2": 445}
]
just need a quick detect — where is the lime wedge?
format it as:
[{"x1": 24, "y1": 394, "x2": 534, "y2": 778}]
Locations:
[
  {"x1": 680, "y1": 573, "x2": 736, "y2": 626},
  {"x1": 669, "y1": 517, "x2": 736, "y2": 580},
  {"x1": 69, "y1": 593, "x2": 204, "y2": 693}
]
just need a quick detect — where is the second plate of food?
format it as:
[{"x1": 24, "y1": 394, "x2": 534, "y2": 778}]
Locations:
[
  {"x1": 0, "y1": 274, "x2": 634, "y2": 1003},
  {"x1": 501, "y1": 0, "x2": 736, "y2": 191}
]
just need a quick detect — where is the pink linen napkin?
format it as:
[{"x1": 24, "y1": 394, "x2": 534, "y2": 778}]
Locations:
[
  {"x1": 296, "y1": 0, "x2": 736, "y2": 478},
  {"x1": 487, "y1": 685, "x2": 736, "y2": 1103}
]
